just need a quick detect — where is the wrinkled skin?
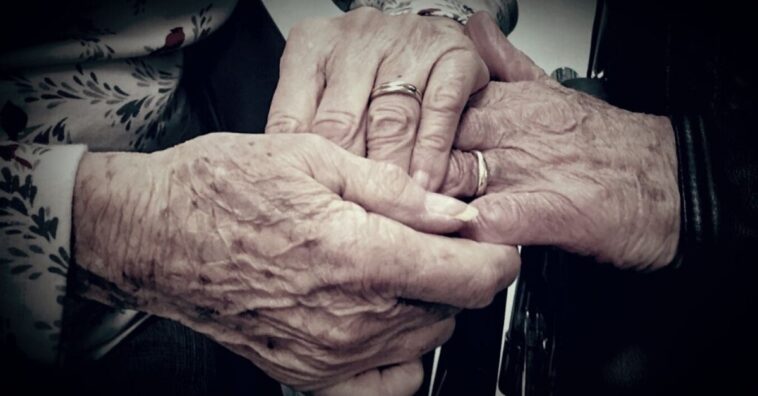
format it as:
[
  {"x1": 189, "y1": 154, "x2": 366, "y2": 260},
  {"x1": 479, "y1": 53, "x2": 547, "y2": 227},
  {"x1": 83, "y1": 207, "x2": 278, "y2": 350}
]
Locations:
[
  {"x1": 72, "y1": 133, "x2": 520, "y2": 392},
  {"x1": 266, "y1": 7, "x2": 489, "y2": 192},
  {"x1": 440, "y1": 13, "x2": 680, "y2": 270}
]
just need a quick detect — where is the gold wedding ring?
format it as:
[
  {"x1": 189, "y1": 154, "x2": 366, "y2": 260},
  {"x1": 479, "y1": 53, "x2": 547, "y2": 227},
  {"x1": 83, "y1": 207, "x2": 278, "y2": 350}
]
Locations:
[
  {"x1": 473, "y1": 150, "x2": 489, "y2": 197},
  {"x1": 370, "y1": 81, "x2": 423, "y2": 104}
]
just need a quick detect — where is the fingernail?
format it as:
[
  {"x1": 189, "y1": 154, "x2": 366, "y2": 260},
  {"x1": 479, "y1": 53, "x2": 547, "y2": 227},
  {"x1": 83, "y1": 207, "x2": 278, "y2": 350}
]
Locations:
[
  {"x1": 426, "y1": 193, "x2": 479, "y2": 222},
  {"x1": 412, "y1": 170, "x2": 430, "y2": 190}
]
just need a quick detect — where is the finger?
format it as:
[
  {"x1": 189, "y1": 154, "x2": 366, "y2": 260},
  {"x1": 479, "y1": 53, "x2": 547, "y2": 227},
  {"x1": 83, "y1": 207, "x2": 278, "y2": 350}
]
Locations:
[
  {"x1": 265, "y1": 22, "x2": 327, "y2": 134},
  {"x1": 365, "y1": 62, "x2": 427, "y2": 172},
  {"x1": 464, "y1": 12, "x2": 548, "y2": 82},
  {"x1": 307, "y1": 136, "x2": 480, "y2": 234},
  {"x1": 311, "y1": 50, "x2": 381, "y2": 155},
  {"x1": 439, "y1": 150, "x2": 480, "y2": 198},
  {"x1": 454, "y1": 87, "x2": 520, "y2": 151},
  {"x1": 325, "y1": 208, "x2": 520, "y2": 308},
  {"x1": 354, "y1": 319, "x2": 452, "y2": 392},
  {"x1": 315, "y1": 360, "x2": 424, "y2": 396},
  {"x1": 462, "y1": 191, "x2": 576, "y2": 248},
  {"x1": 217, "y1": 318, "x2": 448, "y2": 393},
  {"x1": 410, "y1": 51, "x2": 489, "y2": 191},
  {"x1": 303, "y1": 138, "x2": 520, "y2": 309},
  {"x1": 388, "y1": 227, "x2": 520, "y2": 308},
  {"x1": 379, "y1": 360, "x2": 424, "y2": 396},
  {"x1": 303, "y1": 319, "x2": 452, "y2": 393},
  {"x1": 440, "y1": 148, "x2": 515, "y2": 198}
]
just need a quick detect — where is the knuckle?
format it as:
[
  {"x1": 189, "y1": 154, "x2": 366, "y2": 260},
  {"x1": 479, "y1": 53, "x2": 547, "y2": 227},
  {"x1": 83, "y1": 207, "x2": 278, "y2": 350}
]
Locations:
[
  {"x1": 266, "y1": 113, "x2": 305, "y2": 134},
  {"x1": 369, "y1": 161, "x2": 409, "y2": 191},
  {"x1": 368, "y1": 102, "x2": 416, "y2": 142},
  {"x1": 426, "y1": 82, "x2": 466, "y2": 115},
  {"x1": 312, "y1": 110, "x2": 362, "y2": 149},
  {"x1": 426, "y1": 82, "x2": 464, "y2": 114},
  {"x1": 415, "y1": 130, "x2": 452, "y2": 153},
  {"x1": 363, "y1": 162, "x2": 414, "y2": 206},
  {"x1": 379, "y1": 161, "x2": 408, "y2": 183}
]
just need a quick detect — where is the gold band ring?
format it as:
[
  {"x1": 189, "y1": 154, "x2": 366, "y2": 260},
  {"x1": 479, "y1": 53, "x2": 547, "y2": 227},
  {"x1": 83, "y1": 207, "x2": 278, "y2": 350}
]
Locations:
[
  {"x1": 370, "y1": 81, "x2": 423, "y2": 104},
  {"x1": 473, "y1": 150, "x2": 489, "y2": 197}
]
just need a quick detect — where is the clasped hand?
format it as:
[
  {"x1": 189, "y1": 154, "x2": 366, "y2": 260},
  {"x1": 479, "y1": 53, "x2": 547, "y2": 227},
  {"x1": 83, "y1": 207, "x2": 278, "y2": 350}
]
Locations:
[
  {"x1": 72, "y1": 9, "x2": 681, "y2": 396},
  {"x1": 73, "y1": 133, "x2": 519, "y2": 392}
]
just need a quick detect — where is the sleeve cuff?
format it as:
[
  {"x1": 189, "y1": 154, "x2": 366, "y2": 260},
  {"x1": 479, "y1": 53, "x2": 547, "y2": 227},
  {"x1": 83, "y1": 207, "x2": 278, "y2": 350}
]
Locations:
[
  {"x1": 669, "y1": 114, "x2": 720, "y2": 269},
  {"x1": 1, "y1": 143, "x2": 87, "y2": 364}
]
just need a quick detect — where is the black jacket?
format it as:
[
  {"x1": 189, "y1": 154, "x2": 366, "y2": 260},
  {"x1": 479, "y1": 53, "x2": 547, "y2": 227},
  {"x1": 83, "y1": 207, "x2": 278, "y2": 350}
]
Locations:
[{"x1": 439, "y1": 1, "x2": 758, "y2": 395}]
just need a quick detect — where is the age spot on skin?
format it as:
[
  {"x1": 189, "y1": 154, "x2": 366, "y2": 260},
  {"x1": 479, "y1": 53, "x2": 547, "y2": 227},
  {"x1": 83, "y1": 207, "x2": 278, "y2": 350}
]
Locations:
[
  {"x1": 303, "y1": 239, "x2": 320, "y2": 249},
  {"x1": 232, "y1": 238, "x2": 245, "y2": 252}
]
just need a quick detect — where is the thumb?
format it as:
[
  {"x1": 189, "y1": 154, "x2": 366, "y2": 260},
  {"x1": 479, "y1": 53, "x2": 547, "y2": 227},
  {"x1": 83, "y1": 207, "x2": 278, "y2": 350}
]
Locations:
[
  {"x1": 464, "y1": 12, "x2": 548, "y2": 82},
  {"x1": 313, "y1": 140, "x2": 479, "y2": 234}
]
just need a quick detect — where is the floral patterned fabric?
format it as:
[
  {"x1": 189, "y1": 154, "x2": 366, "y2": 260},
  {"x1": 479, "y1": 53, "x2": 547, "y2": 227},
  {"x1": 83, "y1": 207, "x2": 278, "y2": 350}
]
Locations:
[
  {"x1": 1, "y1": 0, "x2": 508, "y2": 368},
  {"x1": 1, "y1": 0, "x2": 237, "y2": 364},
  {"x1": 0, "y1": 143, "x2": 85, "y2": 363}
]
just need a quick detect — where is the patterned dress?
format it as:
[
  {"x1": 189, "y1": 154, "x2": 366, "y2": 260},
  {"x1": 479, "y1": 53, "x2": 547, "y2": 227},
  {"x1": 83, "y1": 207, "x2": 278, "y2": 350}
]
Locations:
[{"x1": 1, "y1": 0, "x2": 513, "y2": 366}]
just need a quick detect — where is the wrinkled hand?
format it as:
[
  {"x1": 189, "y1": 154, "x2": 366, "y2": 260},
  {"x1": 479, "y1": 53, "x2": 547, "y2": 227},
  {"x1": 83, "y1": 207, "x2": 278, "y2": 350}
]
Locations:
[
  {"x1": 266, "y1": 7, "x2": 489, "y2": 192},
  {"x1": 440, "y1": 13, "x2": 680, "y2": 269},
  {"x1": 72, "y1": 133, "x2": 519, "y2": 391}
]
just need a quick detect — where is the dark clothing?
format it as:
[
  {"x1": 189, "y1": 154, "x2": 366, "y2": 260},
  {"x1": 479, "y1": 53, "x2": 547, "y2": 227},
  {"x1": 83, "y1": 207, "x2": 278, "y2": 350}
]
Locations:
[{"x1": 486, "y1": 2, "x2": 758, "y2": 396}]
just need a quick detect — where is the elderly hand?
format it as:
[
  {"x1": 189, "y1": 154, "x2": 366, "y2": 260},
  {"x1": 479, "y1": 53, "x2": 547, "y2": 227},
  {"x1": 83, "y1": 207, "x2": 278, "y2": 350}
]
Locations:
[
  {"x1": 72, "y1": 132, "x2": 519, "y2": 391},
  {"x1": 440, "y1": 13, "x2": 680, "y2": 270},
  {"x1": 266, "y1": 7, "x2": 489, "y2": 192}
]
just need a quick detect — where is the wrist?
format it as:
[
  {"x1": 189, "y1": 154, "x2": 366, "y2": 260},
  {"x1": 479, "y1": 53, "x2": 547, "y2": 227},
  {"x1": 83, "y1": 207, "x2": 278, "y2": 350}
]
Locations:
[{"x1": 72, "y1": 151, "x2": 167, "y2": 294}]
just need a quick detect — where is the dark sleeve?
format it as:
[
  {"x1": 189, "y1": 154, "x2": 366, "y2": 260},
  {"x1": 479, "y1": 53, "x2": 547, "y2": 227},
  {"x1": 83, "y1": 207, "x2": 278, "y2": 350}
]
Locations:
[{"x1": 666, "y1": 4, "x2": 758, "y2": 271}]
